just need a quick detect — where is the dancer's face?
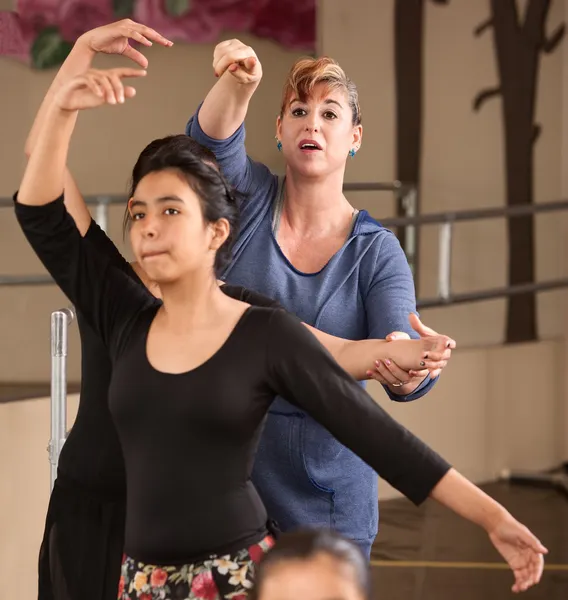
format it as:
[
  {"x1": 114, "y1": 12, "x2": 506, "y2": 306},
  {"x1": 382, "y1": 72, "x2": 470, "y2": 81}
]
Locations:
[
  {"x1": 256, "y1": 553, "x2": 365, "y2": 600},
  {"x1": 276, "y1": 83, "x2": 362, "y2": 180},
  {"x1": 128, "y1": 169, "x2": 229, "y2": 284}
]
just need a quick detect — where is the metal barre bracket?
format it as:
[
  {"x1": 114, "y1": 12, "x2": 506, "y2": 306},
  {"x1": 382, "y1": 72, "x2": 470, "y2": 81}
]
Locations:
[{"x1": 48, "y1": 307, "x2": 75, "y2": 491}]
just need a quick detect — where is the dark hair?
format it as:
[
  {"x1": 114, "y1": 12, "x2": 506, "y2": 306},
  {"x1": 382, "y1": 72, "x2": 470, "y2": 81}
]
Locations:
[
  {"x1": 123, "y1": 135, "x2": 240, "y2": 275},
  {"x1": 251, "y1": 529, "x2": 371, "y2": 600}
]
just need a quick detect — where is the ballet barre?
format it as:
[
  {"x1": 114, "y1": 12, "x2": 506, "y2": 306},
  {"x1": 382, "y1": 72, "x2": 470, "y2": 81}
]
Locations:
[{"x1": 3, "y1": 195, "x2": 568, "y2": 310}]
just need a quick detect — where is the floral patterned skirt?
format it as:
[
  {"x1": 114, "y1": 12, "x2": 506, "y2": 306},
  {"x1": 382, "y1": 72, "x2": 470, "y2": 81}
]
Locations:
[{"x1": 119, "y1": 535, "x2": 275, "y2": 600}]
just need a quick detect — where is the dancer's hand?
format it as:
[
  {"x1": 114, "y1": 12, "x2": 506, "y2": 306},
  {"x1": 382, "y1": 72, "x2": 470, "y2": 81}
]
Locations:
[
  {"x1": 213, "y1": 39, "x2": 262, "y2": 83},
  {"x1": 368, "y1": 316, "x2": 455, "y2": 388},
  {"x1": 407, "y1": 313, "x2": 456, "y2": 378},
  {"x1": 378, "y1": 337, "x2": 453, "y2": 373},
  {"x1": 488, "y1": 513, "x2": 547, "y2": 592},
  {"x1": 367, "y1": 330, "x2": 425, "y2": 386},
  {"x1": 55, "y1": 68, "x2": 146, "y2": 111},
  {"x1": 77, "y1": 19, "x2": 173, "y2": 68}
]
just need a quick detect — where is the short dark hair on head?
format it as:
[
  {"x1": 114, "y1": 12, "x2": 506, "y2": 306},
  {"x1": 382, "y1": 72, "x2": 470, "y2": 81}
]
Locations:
[
  {"x1": 123, "y1": 135, "x2": 239, "y2": 275},
  {"x1": 251, "y1": 529, "x2": 371, "y2": 600}
]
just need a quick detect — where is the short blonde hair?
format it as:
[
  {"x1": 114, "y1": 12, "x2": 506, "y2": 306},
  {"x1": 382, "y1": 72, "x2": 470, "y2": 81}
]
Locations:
[{"x1": 280, "y1": 56, "x2": 361, "y2": 126}]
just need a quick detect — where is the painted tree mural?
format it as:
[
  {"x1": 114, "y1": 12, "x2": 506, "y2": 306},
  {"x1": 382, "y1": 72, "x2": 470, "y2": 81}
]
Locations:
[
  {"x1": 394, "y1": 0, "x2": 448, "y2": 287},
  {"x1": 474, "y1": 0, "x2": 564, "y2": 343}
]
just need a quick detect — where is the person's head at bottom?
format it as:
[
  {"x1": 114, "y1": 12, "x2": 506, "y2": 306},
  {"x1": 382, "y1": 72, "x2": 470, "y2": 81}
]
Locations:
[{"x1": 251, "y1": 529, "x2": 370, "y2": 600}]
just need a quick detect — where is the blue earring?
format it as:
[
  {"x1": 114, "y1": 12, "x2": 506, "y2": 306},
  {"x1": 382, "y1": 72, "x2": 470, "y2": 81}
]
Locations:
[
  {"x1": 348, "y1": 148, "x2": 357, "y2": 158},
  {"x1": 276, "y1": 138, "x2": 282, "y2": 152}
]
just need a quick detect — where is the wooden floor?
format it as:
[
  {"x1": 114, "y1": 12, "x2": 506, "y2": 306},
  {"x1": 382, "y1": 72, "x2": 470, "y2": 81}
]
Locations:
[{"x1": 371, "y1": 480, "x2": 568, "y2": 599}]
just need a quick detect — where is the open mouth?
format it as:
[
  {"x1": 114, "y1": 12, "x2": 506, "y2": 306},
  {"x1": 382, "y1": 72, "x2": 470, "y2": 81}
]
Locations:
[{"x1": 299, "y1": 139, "x2": 323, "y2": 151}]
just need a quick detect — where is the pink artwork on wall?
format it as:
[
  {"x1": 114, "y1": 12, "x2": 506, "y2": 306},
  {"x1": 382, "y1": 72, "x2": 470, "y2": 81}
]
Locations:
[{"x1": 0, "y1": 0, "x2": 315, "y2": 69}]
